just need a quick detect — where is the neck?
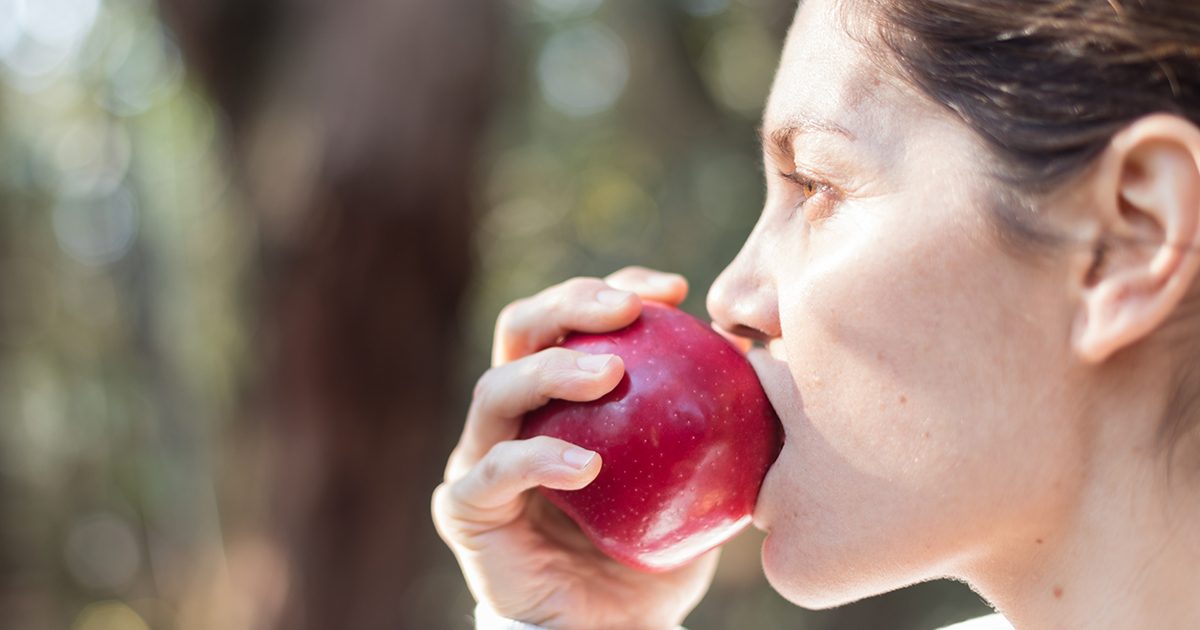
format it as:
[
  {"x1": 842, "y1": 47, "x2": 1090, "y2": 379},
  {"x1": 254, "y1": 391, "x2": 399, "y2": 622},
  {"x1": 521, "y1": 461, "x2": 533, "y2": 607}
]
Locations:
[{"x1": 962, "y1": 395, "x2": 1200, "y2": 630}]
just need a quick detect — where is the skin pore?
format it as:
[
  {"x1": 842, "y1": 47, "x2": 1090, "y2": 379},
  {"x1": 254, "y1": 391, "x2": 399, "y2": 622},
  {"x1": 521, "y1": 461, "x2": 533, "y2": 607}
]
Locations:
[{"x1": 703, "y1": 0, "x2": 1200, "y2": 627}]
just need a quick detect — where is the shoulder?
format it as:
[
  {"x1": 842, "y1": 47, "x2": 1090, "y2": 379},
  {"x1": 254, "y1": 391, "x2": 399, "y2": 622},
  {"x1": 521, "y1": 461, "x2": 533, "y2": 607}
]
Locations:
[{"x1": 936, "y1": 614, "x2": 1013, "y2": 630}]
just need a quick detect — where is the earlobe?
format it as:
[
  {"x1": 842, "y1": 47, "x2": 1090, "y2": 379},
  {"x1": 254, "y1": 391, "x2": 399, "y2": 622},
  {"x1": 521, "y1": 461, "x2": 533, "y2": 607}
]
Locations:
[{"x1": 1072, "y1": 115, "x2": 1200, "y2": 364}]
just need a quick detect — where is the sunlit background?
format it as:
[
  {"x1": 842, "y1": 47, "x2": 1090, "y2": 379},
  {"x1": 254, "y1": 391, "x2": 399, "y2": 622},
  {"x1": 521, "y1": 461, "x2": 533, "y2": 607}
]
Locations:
[{"x1": 0, "y1": 0, "x2": 992, "y2": 628}]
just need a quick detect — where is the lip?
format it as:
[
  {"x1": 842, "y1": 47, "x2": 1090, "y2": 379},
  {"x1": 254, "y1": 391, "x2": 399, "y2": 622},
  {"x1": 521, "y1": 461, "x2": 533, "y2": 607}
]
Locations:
[
  {"x1": 746, "y1": 346, "x2": 791, "y2": 423},
  {"x1": 766, "y1": 338, "x2": 788, "y2": 361},
  {"x1": 752, "y1": 465, "x2": 777, "y2": 531},
  {"x1": 746, "y1": 346, "x2": 791, "y2": 532}
]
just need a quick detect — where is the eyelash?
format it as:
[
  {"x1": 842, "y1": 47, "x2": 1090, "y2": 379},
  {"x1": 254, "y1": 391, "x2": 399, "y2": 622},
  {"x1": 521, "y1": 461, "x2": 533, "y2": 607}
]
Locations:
[{"x1": 777, "y1": 171, "x2": 835, "y2": 222}]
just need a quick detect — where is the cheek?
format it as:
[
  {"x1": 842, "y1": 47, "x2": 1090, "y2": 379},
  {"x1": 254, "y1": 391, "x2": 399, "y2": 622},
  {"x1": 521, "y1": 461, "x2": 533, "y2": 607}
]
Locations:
[
  {"x1": 757, "y1": 212, "x2": 1084, "y2": 602},
  {"x1": 791, "y1": 225, "x2": 1078, "y2": 486},
  {"x1": 781, "y1": 218, "x2": 1013, "y2": 486}
]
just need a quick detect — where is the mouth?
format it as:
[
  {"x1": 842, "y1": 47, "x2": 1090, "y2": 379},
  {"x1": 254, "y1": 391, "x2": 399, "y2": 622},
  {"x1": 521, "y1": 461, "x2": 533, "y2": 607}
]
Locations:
[
  {"x1": 766, "y1": 338, "x2": 788, "y2": 361},
  {"x1": 747, "y1": 344, "x2": 791, "y2": 533},
  {"x1": 752, "y1": 471, "x2": 775, "y2": 531},
  {"x1": 746, "y1": 346, "x2": 791, "y2": 414}
]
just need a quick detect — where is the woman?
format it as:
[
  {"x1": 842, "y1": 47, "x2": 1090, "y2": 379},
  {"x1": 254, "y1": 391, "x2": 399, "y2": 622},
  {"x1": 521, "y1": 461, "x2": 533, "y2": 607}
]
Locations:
[{"x1": 432, "y1": 0, "x2": 1200, "y2": 628}]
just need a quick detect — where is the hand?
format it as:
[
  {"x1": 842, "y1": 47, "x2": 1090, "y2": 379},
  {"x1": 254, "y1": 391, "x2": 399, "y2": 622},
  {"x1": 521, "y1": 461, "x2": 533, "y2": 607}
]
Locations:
[{"x1": 433, "y1": 267, "x2": 720, "y2": 630}]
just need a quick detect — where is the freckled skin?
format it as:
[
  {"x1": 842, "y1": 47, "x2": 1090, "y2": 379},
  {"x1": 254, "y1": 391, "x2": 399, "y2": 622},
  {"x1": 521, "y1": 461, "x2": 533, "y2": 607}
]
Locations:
[{"x1": 520, "y1": 302, "x2": 784, "y2": 572}]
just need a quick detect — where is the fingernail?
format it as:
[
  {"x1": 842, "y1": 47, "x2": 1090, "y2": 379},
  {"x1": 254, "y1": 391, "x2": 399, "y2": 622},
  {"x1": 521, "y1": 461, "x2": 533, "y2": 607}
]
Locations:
[
  {"x1": 576, "y1": 354, "x2": 613, "y2": 373},
  {"x1": 596, "y1": 289, "x2": 632, "y2": 305},
  {"x1": 562, "y1": 447, "x2": 597, "y2": 470}
]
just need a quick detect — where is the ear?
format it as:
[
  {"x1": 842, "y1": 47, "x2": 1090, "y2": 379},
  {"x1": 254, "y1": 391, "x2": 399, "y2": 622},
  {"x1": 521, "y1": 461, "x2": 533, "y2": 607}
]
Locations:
[{"x1": 1072, "y1": 114, "x2": 1200, "y2": 364}]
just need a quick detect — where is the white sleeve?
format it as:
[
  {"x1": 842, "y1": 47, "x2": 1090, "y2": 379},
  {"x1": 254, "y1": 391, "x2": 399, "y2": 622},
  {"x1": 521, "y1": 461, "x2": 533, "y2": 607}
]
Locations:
[
  {"x1": 473, "y1": 602, "x2": 689, "y2": 630},
  {"x1": 936, "y1": 614, "x2": 1013, "y2": 630},
  {"x1": 474, "y1": 602, "x2": 550, "y2": 630}
]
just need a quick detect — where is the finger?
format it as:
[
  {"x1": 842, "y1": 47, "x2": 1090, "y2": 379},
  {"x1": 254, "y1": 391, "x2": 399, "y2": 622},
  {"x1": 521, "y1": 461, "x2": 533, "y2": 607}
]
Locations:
[
  {"x1": 493, "y1": 277, "x2": 642, "y2": 366},
  {"x1": 448, "y1": 347, "x2": 624, "y2": 480},
  {"x1": 712, "y1": 322, "x2": 753, "y2": 354},
  {"x1": 604, "y1": 266, "x2": 688, "y2": 306},
  {"x1": 433, "y1": 436, "x2": 602, "y2": 539}
]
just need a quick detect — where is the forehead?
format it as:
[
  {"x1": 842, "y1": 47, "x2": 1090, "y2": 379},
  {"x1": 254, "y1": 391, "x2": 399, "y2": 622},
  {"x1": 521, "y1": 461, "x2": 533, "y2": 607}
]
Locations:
[{"x1": 763, "y1": 0, "x2": 926, "y2": 153}]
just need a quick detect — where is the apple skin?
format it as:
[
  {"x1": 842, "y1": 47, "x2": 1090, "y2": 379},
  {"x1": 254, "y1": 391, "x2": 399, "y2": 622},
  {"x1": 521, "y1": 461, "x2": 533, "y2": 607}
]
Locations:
[{"x1": 519, "y1": 301, "x2": 784, "y2": 572}]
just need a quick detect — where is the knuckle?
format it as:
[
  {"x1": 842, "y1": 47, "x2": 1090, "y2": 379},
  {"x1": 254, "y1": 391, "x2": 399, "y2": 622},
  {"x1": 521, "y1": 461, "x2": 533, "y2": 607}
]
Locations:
[
  {"x1": 534, "y1": 349, "x2": 580, "y2": 396},
  {"x1": 510, "y1": 361, "x2": 557, "y2": 409},
  {"x1": 489, "y1": 440, "x2": 540, "y2": 484},
  {"x1": 431, "y1": 483, "x2": 450, "y2": 517},
  {"x1": 543, "y1": 289, "x2": 574, "y2": 320},
  {"x1": 539, "y1": 346, "x2": 576, "y2": 367},
  {"x1": 524, "y1": 436, "x2": 567, "y2": 470},
  {"x1": 544, "y1": 292, "x2": 569, "y2": 321},
  {"x1": 553, "y1": 277, "x2": 604, "y2": 309},
  {"x1": 443, "y1": 445, "x2": 466, "y2": 483},
  {"x1": 495, "y1": 299, "x2": 526, "y2": 335},
  {"x1": 607, "y1": 265, "x2": 648, "y2": 283},
  {"x1": 472, "y1": 368, "x2": 497, "y2": 404},
  {"x1": 430, "y1": 484, "x2": 454, "y2": 534},
  {"x1": 478, "y1": 456, "x2": 504, "y2": 487},
  {"x1": 515, "y1": 355, "x2": 543, "y2": 384},
  {"x1": 559, "y1": 276, "x2": 601, "y2": 295},
  {"x1": 501, "y1": 436, "x2": 540, "y2": 470},
  {"x1": 524, "y1": 435, "x2": 559, "y2": 451},
  {"x1": 494, "y1": 300, "x2": 534, "y2": 364}
]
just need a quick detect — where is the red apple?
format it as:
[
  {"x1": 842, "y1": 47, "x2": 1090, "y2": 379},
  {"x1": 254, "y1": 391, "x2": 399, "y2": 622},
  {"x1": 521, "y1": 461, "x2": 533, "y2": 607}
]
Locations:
[{"x1": 519, "y1": 301, "x2": 784, "y2": 572}]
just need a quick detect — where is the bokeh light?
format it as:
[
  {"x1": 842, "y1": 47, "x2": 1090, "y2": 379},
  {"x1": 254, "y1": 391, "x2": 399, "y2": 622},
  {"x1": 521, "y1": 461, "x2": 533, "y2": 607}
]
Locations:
[
  {"x1": 531, "y1": 0, "x2": 603, "y2": 21},
  {"x1": 680, "y1": 0, "x2": 730, "y2": 18},
  {"x1": 1, "y1": 0, "x2": 243, "y2": 626},
  {"x1": 64, "y1": 512, "x2": 142, "y2": 592},
  {"x1": 52, "y1": 186, "x2": 139, "y2": 266},
  {"x1": 537, "y1": 22, "x2": 629, "y2": 118},
  {"x1": 700, "y1": 15, "x2": 779, "y2": 116},
  {"x1": 0, "y1": 0, "x2": 101, "y2": 89},
  {"x1": 70, "y1": 600, "x2": 150, "y2": 630},
  {"x1": 0, "y1": 0, "x2": 24, "y2": 58},
  {"x1": 0, "y1": 0, "x2": 994, "y2": 628},
  {"x1": 16, "y1": 0, "x2": 101, "y2": 49}
]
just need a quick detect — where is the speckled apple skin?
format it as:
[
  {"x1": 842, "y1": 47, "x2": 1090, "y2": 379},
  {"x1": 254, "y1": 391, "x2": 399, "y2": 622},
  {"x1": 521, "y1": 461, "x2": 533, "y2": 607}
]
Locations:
[{"x1": 519, "y1": 301, "x2": 784, "y2": 572}]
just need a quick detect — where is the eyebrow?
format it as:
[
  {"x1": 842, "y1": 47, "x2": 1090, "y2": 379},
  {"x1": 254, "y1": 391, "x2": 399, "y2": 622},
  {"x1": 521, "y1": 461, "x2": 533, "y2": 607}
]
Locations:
[{"x1": 759, "y1": 114, "x2": 855, "y2": 161}]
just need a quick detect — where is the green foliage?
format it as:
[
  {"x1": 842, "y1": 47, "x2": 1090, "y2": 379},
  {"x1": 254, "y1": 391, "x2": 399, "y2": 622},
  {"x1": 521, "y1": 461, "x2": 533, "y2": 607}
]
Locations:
[
  {"x1": 0, "y1": 0, "x2": 992, "y2": 627},
  {"x1": 0, "y1": 0, "x2": 246, "y2": 627}
]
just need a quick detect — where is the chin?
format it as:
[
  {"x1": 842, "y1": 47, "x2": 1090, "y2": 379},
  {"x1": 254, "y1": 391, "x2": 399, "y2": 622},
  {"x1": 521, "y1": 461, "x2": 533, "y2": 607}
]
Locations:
[{"x1": 760, "y1": 530, "x2": 901, "y2": 610}]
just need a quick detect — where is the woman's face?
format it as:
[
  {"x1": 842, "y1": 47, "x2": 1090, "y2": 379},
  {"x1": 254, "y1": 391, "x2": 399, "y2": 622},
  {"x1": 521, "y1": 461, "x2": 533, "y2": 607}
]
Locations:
[{"x1": 707, "y1": 0, "x2": 1090, "y2": 607}]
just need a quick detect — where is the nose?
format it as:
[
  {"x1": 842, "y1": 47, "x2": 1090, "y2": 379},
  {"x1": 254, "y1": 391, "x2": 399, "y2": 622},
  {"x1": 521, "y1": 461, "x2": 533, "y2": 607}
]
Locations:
[{"x1": 706, "y1": 230, "x2": 780, "y2": 345}]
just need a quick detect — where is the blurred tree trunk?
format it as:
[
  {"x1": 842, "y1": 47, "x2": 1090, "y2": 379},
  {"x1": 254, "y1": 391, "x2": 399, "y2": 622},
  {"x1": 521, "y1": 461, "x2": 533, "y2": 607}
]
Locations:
[{"x1": 155, "y1": 0, "x2": 503, "y2": 628}]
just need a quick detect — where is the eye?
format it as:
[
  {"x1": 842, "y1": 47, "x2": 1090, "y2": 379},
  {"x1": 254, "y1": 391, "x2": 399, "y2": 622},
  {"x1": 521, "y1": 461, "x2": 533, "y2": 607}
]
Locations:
[
  {"x1": 778, "y1": 171, "x2": 836, "y2": 221},
  {"x1": 800, "y1": 179, "x2": 820, "y2": 201},
  {"x1": 778, "y1": 171, "x2": 824, "y2": 201}
]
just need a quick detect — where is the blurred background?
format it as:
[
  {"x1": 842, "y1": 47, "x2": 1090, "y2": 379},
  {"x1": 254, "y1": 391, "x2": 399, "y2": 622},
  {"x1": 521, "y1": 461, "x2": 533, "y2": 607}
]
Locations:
[{"x1": 0, "y1": 0, "x2": 994, "y2": 628}]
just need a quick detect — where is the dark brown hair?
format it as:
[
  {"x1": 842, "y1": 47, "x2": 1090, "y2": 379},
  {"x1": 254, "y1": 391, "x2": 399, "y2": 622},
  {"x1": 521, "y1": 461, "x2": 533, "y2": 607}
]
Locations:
[
  {"x1": 874, "y1": 0, "x2": 1200, "y2": 190},
  {"x1": 870, "y1": 0, "x2": 1200, "y2": 456}
]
